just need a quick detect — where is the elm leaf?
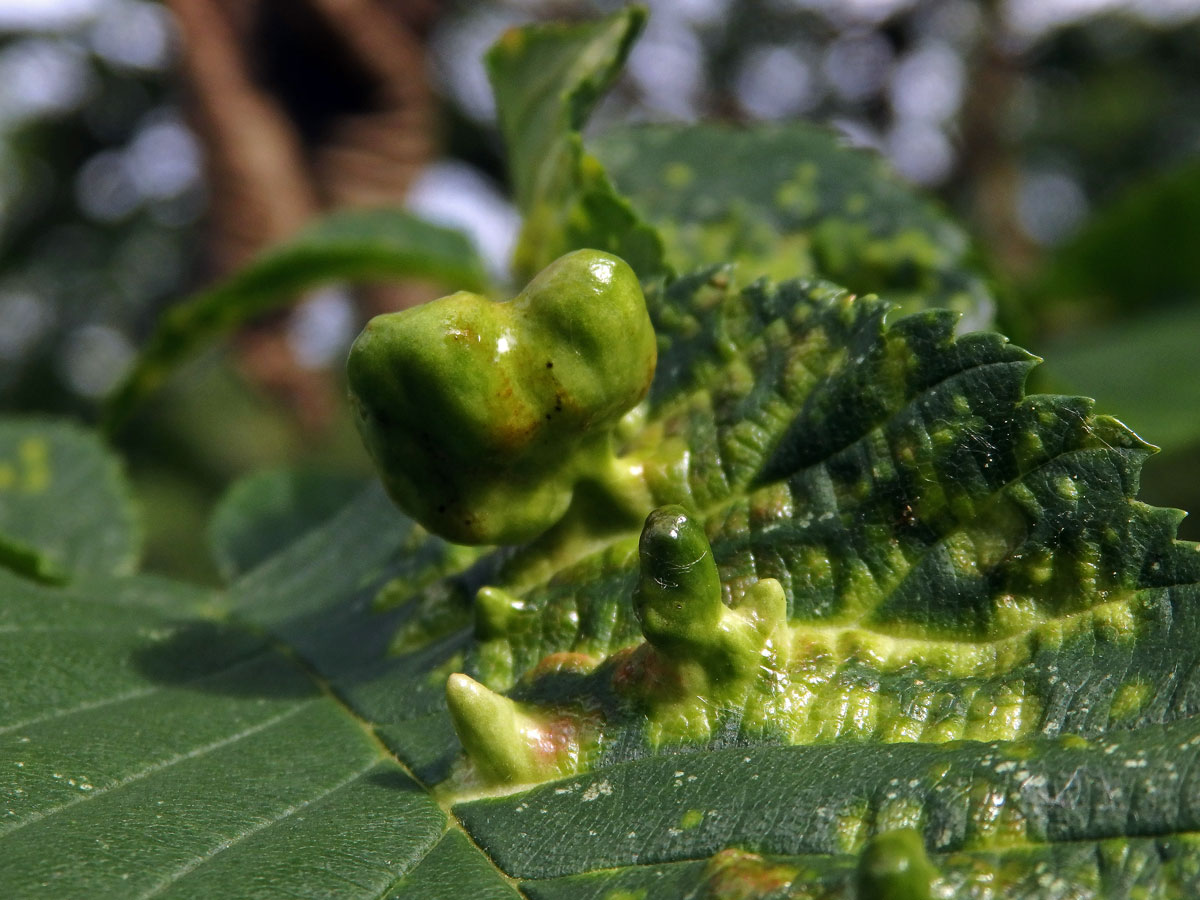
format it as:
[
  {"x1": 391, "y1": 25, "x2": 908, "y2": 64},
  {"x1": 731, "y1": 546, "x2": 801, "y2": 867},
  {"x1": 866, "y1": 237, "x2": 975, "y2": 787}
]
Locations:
[
  {"x1": 593, "y1": 123, "x2": 995, "y2": 323},
  {"x1": 0, "y1": 419, "x2": 140, "y2": 582},
  {"x1": 487, "y1": 7, "x2": 666, "y2": 282}
]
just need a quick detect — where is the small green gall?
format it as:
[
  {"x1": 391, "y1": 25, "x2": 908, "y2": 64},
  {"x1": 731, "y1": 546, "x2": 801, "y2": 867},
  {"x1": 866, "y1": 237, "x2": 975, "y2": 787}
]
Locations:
[
  {"x1": 347, "y1": 249, "x2": 656, "y2": 544},
  {"x1": 633, "y1": 505, "x2": 724, "y2": 655},
  {"x1": 856, "y1": 828, "x2": 936, "y2": 900},
  {"x1": 633, "y1": 505, "x2": 788, "y2": 687},
  {"x1": 445, "y1": 673, "x2": 587, "y2": 786},
  {"x1": 473, "y1": 585, "x2": 528, "y2": 691},
  {"x1": 445, "y1": 673, "x2": 543, "y2": 785},
  {"x1": 473, "y1": 585, "x2": 527, "y2": 640}
]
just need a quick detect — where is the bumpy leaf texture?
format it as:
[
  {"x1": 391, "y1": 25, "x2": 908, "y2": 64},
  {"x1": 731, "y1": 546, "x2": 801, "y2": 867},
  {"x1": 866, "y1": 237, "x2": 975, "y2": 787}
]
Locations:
[
  {"x1": 489, "y1": 8, "x2": 994, "y2": 327},
  {"x1": 4, "y1": 260, "x2": 1200, "y2": 896}
]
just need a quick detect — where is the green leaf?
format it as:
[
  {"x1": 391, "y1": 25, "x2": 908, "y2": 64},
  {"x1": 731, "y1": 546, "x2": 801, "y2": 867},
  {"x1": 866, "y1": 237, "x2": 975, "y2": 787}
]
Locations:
[
  {"x1": 593, "y1": 123, "x2": 995, "y2": 322},
  {"x1": 0, "y1": 564, "x2": 452, "y2": 898},
  {"x1": 5, "y1": 13, "x2": 1197, "y2": 894},
  {"x1": 461, "y1": 729, "x2": 1200, "y2": 893},
  {"x1": 208, "y1": 468, "x2": 366, "y2": 582},
  {"x1": 103, "y1": 209, "x2": 489, "y2": 432},
  {"x1": 487, "y1": 10, "x2": 992, "y2": 327},
  {"x1": 325, "y1": 269, "x2": 1168, "y2": 765},
  {"x1": 67, "y1": 265, "x2": 1177, "y2": 897},
  {"x1": 5, "y1": 252, "x2": 1200, "y2": 895},
  {"x1": 332, "y1": 272, "x2": 1198, "y2": 896},
  {"x1": 1040, "y1": 301, "x2": 1200, "y2": 452},
  {"x1": 1038, "y1": 157, "x2": 1200, "y2": 321},
  {"x1": 0, "y1": 419, "x2": 140, "y2": 582},
  {"x1": 389, "y1": 831, "x2": 522, "y2": 899},
  {"x1": 487, "y1": 7, "x2": 666, "y2": 282},
  {"x1": 0, "y1": 435, "x2": 507, "y2": 896}
]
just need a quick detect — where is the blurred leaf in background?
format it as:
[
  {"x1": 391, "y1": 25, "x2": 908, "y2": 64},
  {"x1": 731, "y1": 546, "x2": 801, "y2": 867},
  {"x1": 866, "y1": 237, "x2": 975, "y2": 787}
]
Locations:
[{"x1": 1031, "y1": 156, "x2": 1200, "y2": 533}]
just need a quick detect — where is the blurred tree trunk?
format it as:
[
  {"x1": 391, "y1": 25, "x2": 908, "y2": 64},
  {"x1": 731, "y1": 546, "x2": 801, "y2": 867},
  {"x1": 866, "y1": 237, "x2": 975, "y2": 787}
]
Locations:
[
  {"x1": 166, "y1": 0, "x2": 441, "y2": 426},
  {"x1": 956, "y1": 0, "x2": 1038, "y2": 292}
]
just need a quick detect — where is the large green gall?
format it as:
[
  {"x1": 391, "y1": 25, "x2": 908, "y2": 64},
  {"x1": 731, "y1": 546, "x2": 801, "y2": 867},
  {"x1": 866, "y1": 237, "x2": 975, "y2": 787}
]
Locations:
[{"x1": 347, "y1": 249, "x2": 656, "y2": 544}]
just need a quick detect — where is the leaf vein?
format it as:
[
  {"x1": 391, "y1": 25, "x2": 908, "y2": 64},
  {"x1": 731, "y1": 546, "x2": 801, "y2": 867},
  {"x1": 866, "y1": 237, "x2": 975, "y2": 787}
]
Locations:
[
  {"x1": 133, "y1": 758, "x2": 379, "y2": 899},
  {"x1": 0, "y1": 701, "x2": 311, "y2": 838},
  {"x1": 0, "y1": 648, "x2": 277, "y2": 737}
]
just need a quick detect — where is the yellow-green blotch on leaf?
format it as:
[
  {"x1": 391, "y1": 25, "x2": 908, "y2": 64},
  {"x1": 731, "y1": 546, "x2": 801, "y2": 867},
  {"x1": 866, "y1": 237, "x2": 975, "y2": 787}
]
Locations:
[{"x1": 347, "y1": 249, "x2": 656, "y2": 544}]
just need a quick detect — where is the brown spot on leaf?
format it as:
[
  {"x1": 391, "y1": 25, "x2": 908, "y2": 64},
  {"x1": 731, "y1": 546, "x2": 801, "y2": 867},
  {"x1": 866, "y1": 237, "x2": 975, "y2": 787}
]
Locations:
[
  {"x1": 610, "y1": 644, "x2": 683, "y2": 697},
  {"x1": 701, "y1": 849, "x2": 799, "y2": 899}
]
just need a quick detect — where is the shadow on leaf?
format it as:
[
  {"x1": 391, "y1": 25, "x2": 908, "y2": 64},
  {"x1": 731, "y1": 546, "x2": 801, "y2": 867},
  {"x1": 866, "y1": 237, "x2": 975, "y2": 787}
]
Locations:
[{"x1": 132, "y1": 620, "x2": 319, "y2": 699}]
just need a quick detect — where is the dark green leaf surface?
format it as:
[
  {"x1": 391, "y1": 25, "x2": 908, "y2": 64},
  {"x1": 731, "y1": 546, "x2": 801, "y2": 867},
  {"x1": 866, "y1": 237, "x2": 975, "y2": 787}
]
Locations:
[
  {"x1": 0, "y1": 435, "x2": 459, "y2": 897},
  {"x1": 593, "y1": 124, "x2": 994, "y2": 322},
  {"x1": 208, "y1": 468, "x2": 365, "y2": 582},
  {"x1": 229, "y1": 482, "x2": 481, "y2": 782},
  {"x1": 104, "y1": 209, "x2": 488, "y2": 431},
  {"x1": 0, "y1": 562, "x2": 449, "y2": 898},
  {"x1": 0, "y1": 419, "x2": 139, "y2": 582},
  {"x1": 388, "y1": 831, "x2": 522, "y2": 900},
  {"x1": 459, "y1": 722, "x2": 1200, "y2": 878}
]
